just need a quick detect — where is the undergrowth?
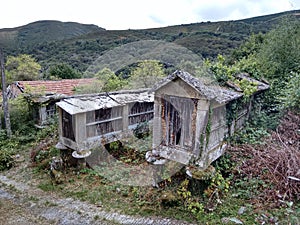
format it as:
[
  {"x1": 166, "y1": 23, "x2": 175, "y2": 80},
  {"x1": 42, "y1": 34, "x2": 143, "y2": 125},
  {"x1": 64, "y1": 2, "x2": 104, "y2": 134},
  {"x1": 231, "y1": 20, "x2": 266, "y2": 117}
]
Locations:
[
  {"x1": 2, "y1": 99, "x2": 299, "y2": 224},
  {"x1": 32, "y1": 111, "x2": 299, "y2": 224}
]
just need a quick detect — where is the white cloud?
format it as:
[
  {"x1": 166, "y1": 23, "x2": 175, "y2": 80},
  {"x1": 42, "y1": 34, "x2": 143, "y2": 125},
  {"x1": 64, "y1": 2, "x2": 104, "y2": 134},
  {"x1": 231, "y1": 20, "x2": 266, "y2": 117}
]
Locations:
[
  {"x1": 192, "y1": 0, "x2": 295, "y2": 22},
  {"x1": 0, "y1": 0, "x2": 298, "y2": 29}
]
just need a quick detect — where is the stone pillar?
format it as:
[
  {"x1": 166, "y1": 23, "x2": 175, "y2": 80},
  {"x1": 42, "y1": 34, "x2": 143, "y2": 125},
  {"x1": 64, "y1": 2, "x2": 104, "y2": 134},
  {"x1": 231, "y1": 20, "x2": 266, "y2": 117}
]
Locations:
[
  {"x1": 39, "y1": 106, "x2": 47, "y2": 125},
  {"x1": 72, "y1": 149, "x2": 91, "y2": 170},
  {"x1": 152, "y1": 159, "x2": 167, "y2": 187},
  {"x1": 153, "y1": 96, "x2": 162, "y2": 148}
]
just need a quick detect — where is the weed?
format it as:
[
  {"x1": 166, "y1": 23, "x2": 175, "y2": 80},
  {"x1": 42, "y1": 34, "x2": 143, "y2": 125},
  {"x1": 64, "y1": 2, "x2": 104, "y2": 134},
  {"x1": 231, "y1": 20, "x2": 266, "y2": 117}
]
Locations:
[
  {"x1": 233, "y1": 177, "x2": 267, "y2": 200},
  {"x1": 7, "y1": 184, "x2": 18, "y2": 192},
  {"x1": 28, "y1": 196, "x2": 39, "y2": 202},
  {"x1": 38, "y1": 181, "x2": 57, "y2": 192},
  {"x1": 231, "y1": 123, "x2": 269, "y2": 144},
  {"x1": 44, "y1": 200, "x2": 58, "y2": 207},
  {"x1": 68, "y1": 178, "x2": 75, "y2": 183},
  {"x1": 94, "y1": 215, "x2": 99, "y2": 220}
]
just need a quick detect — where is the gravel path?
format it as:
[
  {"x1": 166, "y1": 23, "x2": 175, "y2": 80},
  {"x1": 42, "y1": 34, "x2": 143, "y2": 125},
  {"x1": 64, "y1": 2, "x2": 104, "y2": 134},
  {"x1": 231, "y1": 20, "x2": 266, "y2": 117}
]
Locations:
[{"x1": 0, "y1": 162, "x2": 195, "y2": 225}]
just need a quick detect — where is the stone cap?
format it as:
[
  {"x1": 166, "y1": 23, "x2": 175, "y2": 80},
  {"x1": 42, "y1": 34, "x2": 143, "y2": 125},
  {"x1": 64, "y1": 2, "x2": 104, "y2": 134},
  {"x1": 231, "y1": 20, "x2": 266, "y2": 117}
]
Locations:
[{"x1": 72, "y1": 150, "x2": 91, "y2": 159}]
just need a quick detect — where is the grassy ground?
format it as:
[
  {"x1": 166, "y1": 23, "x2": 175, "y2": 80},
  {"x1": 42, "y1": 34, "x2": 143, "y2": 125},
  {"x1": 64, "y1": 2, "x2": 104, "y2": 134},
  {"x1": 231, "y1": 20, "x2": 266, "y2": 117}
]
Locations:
[{"x1": 1, "y1": 111, "x2": 299, "y2": 224}]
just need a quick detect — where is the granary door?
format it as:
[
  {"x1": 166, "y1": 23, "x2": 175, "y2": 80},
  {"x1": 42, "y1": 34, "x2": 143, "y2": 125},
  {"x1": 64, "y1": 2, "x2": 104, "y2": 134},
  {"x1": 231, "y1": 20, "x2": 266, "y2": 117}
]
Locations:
[
  {"x1": 161, "y1": 96, "x2": 195, "y2": 149},
  {"x1": 62, "y1": 110, "x2": 75, "y2": 141}
]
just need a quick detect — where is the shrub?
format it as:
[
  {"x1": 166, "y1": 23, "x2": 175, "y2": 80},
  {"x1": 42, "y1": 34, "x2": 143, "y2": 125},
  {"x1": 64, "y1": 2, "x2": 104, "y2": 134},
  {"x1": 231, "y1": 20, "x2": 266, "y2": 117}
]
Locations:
[
  {"x1": 0, "y1": 131, "x2": 16, "y2": 171},
  {"x1": 0, "y1": 148, "x2": 14, "y2": 171}
]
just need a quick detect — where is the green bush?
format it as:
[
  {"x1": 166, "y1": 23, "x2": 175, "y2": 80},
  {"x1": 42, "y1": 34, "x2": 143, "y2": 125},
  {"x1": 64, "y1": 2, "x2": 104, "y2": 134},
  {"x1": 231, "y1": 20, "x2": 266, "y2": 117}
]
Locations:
[
  {"x1": 280, "y1": 72, "x2": 300, "y2": 110},
  {"x1": 9, "y1": 96, "x2": 34, "y2": 135},
  {"x1": 0, "y1": 131, "x2": 16, "y2": 171},
  {"x1": 231, "y1": 123, "x2": 269, "y2": 144},
  {"x1": 0, "y1": 148, "x2": 14, "y2": 171}
]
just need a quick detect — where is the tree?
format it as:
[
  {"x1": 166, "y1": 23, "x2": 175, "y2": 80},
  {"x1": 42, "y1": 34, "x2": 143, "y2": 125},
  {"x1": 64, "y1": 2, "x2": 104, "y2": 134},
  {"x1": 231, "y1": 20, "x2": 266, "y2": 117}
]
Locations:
[
  {"x1": 230, "y1": 33, "x2": 265, "y2": 62},
  {"x1": 226, "y1": 18, "x2": 300, "y2": 128},
  {"x1": 280, "y1": 72, "x2": 300, "y2": 110},
  {"x1": 47, "y1": 63, "x2": 81, "y2": 79},
  {"x1": 128, "y1": 60, "x2": 166, "y2": 88},
  {"x1": 248, "y1": 19, "x2": 300, "y2": 115},
  {"x1": 75, "y1": 68, "x2": 127, "y2": 94},
  {"x1": 95, "y1": 68, "x2": 127, "y2": 92},
  {"x1": 5, "y1": 54, "x2": 41, "y2": 81},
  {"x1": 256, "y1": 18, "x2": 300, "y2": 82},
  {"x1": 204, "y1": 55, "x2": 239, "y2": 85}
]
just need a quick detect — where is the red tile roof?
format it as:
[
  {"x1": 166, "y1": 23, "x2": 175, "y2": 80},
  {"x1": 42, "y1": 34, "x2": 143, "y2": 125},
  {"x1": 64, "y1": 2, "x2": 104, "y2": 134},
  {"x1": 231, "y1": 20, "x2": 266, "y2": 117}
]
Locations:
[{"x1": 17, "y1": 78, "x2": 96, "y2": 96}]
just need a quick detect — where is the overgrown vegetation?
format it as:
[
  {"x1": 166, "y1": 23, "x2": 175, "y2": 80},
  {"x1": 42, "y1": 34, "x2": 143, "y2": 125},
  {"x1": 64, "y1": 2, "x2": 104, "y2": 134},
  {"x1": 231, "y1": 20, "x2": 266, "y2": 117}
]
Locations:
[
  {"x1": 28, "y1": 117, "x2": 299, "y2": 224},
  {"x1": 1, "y1": 12, "x2": 300, "y2": 225},
  {"x1": 0, "y1": 95, "x2": 59, "y2": 171},
  {"x1": 18, "y1": 110, "x2": 298, "y2": 224}
]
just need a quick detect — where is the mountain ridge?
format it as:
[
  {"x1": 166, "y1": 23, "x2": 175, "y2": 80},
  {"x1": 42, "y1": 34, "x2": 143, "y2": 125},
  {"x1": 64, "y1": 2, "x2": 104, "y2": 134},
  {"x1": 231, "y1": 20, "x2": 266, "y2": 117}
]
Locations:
[
  {"x1": 0, "y1": 20, "x2": 104, "y2": 50},
  {"x1": 0, "y1": 9, "x2": 299, "y2": 73}
]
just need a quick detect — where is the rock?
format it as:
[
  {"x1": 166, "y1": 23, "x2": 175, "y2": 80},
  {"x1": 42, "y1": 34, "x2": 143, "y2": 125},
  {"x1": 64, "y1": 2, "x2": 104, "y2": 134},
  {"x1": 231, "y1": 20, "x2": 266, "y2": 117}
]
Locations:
[
  {"x1": 153, "y1": 159, "x2": 166, "y2": 165},
  {"x1": 145, "y1": 151, "x2": 157, "y2": 163},
  {"x1": 50, "y1": 157, "x2": 64, "y2": 184},
  {"x1": 238, "y1": 206, "x2": 246, "y2": 215},
  {"x1": 14, "y1": 154, "x2": 25, "y2": 162},
  {"x1": 221, "y1": 217, "x2": 243, "y2": 224},
  {"x1": 50, "y1": 168, "x2": 64, "y2": 184},
  {"x1": 50, "y1": 157, "x2": 63, "y2": 171}
]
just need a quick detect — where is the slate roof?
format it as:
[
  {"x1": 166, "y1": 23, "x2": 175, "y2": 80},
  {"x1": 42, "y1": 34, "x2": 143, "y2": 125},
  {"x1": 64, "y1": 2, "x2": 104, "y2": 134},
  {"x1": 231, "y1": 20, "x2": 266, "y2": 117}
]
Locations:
[
  {"x1": 56, "y1": 89, "x2": 153, "y2": 115},
  {"x1": 151, "y1": 70, "x2": 269, "y2": 103}
]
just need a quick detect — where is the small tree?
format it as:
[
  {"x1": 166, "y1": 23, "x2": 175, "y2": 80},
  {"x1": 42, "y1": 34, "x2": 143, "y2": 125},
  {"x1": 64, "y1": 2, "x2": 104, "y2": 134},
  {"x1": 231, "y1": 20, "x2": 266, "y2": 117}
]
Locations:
[
  {"x1": 74, "y1": 68, "x2": 127, "y2": 94},
  {"x1": 95, "y1": 68, "x2": 127, "y2": 92},
  {"x1": 47, "y1": 63, "x2": 81, "y2": 79},
  {"x1": 256, "y1": 18, "x2": 300, "y2": 82},
  {"x1": 5, "y1": 54, "x2": 41, "y2": 81},
  {"x1": 128, "y1": 60, "x2": 166, "y2": 88},
  {"x1": 280, "y1": 72, "x2": 300, "y2": 110}
]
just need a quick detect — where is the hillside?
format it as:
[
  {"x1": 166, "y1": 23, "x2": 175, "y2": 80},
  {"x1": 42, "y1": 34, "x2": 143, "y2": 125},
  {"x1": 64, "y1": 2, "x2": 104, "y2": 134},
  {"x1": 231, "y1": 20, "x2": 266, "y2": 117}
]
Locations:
[
  {"x1": 0, "y1": 20, "x2": 104, "y2": 51},
  {"x1": 0, "y1": 9, "x2": 299, "y2": 73}
]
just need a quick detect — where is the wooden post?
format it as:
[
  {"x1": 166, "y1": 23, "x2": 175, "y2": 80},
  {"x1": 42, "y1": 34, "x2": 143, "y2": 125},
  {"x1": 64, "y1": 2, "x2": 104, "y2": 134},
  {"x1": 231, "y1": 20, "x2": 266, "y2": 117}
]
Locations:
[{"x1": 0, "y1": 49, "x2": 12, "y2": 137}]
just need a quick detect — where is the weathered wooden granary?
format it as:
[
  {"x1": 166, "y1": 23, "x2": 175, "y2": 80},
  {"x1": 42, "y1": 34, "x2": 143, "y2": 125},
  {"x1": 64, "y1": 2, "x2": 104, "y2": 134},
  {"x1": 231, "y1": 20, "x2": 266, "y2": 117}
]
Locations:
[
  {"x1": 55, "y1": 70, "x2": 268, "y2": 171},
  {"x1": 56, "y1": 89, "x2": 154, "y2": 151},
  {"x1": 150, "y1": 70, "x2": 269, "y2": 169}
]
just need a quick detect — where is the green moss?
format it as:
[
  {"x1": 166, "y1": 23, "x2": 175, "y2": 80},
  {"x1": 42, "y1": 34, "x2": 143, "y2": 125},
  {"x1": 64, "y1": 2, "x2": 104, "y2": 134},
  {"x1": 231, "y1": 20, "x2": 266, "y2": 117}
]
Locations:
[{"x1": 205, "y1": 105, "x2": 213, "y2": 148}]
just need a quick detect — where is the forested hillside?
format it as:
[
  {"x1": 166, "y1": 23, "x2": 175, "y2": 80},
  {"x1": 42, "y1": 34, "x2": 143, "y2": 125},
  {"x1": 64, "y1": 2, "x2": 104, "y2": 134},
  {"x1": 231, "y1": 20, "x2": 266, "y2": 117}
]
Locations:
[{"x1": 0, "y1": 10, "x2": 299, "y2": 72}]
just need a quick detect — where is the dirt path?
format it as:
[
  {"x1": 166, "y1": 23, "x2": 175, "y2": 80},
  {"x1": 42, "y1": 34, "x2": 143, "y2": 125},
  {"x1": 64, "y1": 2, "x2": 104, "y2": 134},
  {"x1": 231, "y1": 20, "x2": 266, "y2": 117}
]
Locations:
[{"x1": 0, "y1": 158, "x2": 194, "y2": 225}]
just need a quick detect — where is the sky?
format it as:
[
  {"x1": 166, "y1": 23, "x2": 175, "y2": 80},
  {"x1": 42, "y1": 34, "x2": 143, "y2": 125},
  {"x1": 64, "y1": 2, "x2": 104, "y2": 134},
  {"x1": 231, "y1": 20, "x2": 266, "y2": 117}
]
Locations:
[{"x1": 1, "y1": 0, "x2": 299, "y2": 30}]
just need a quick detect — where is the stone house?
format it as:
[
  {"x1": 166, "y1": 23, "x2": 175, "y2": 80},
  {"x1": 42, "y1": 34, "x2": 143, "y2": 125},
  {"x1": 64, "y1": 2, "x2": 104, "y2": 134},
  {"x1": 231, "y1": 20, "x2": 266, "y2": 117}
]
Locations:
[{"x1": 6, "y1": 78, "x2": 95, "y2": 126}]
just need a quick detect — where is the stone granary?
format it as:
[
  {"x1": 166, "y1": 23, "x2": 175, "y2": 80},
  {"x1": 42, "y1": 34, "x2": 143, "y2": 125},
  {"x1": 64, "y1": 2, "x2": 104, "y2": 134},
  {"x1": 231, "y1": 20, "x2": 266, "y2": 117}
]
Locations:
[
  {"x1": 150, "y1": 70, "x2": 269, "y2": 169},
  {"x1": 55, "y1": 70, "x2": 269, "y2": 171}
]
